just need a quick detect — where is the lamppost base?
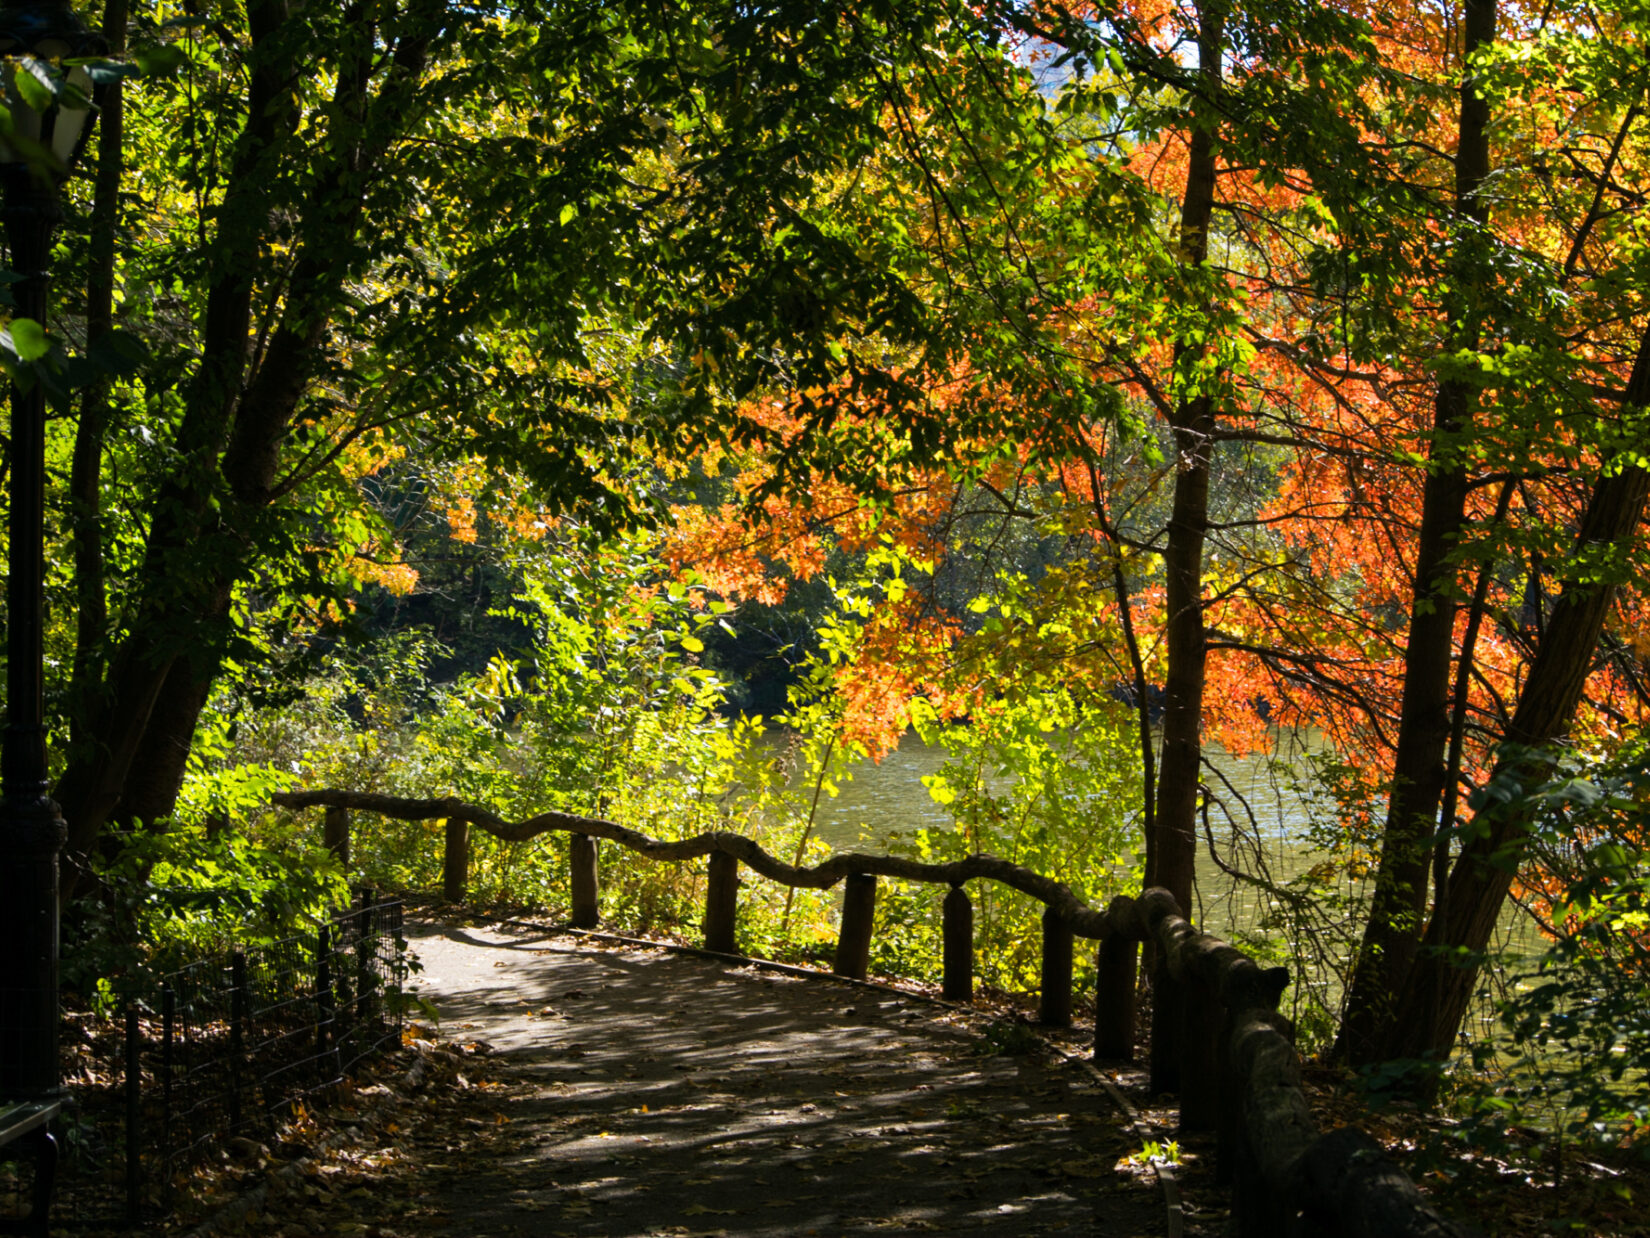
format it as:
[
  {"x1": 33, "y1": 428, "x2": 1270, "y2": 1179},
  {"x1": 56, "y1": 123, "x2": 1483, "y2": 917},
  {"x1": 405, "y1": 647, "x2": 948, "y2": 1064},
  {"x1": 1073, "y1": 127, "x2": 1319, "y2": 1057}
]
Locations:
[{"x1": 0, "y1": 790, "x2": 68, "y2": 1100}]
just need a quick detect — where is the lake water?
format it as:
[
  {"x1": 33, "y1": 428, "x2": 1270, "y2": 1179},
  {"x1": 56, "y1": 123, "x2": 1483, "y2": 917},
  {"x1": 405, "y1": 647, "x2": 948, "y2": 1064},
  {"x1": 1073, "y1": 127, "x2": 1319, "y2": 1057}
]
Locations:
[
  {"x1": 785, "y1": 727, "x2": 1588, "y2": 1124},
  {"x1": 794, "y1": 727, "x2": 1392, "y2": 1043},
  {"x1": 803, "y1": 729, "x2": 1548, "y2": 1054},
  {"x1": 807, "y1": 729, "x2": 1332, "y2": 936}
]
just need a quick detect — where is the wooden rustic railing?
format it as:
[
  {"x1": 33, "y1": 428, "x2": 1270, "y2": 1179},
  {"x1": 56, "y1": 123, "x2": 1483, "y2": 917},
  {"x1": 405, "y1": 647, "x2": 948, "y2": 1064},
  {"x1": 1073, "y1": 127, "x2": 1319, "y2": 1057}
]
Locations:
[{"x1": 274, "y1": 789, "x2": 1463, "y2": 1238}]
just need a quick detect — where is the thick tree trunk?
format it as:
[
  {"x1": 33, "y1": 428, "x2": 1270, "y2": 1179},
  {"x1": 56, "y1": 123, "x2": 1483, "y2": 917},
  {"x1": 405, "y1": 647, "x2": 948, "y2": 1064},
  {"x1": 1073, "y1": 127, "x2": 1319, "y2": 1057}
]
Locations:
[
  {"x1": 1147, "y1": 0, "x2": 1223, "y2": 913},
  {"x1": 58, "y1": 6, "x2": 434, "y2": 885},
  {"x1": 116, "y1": 660, "x2": 218, "y2": 831},
  {"x1": 1383, "y1": 334, "x2": 1650, "y2": 1060},
  {"x1": 1153, "y1": 406, "x2": 1213, "y2": 910},
  {"x1": 68, "y1": 0, "x2": 127, "y2": 752},
  {"x1": 58, "y1": 0, "x2": 300, "y2": 881},
  {"x1": 1335, "y1": 0, "x2": 1498, "y2": 1064}
]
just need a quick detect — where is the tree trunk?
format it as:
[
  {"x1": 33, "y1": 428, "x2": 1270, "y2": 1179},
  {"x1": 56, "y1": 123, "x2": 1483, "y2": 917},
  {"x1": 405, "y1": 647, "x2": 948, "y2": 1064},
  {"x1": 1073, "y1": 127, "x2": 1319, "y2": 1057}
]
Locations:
[
  {"x1": 1383, "y1": 340, "x2": 1650, "y2": 1060},
  {"x1": 115, "y1": 660, "x2": 218, "y2": 832},
  {"x1": 1148, "y1": 0, "x2": 1224, "y2": 913},
  {"x1": 1335, "y1": 0, "x2": 1498, "y2": 1064},
  {"x1": 68, "y1": 0, "x2": 127, "y2": 753},
  {"x1": 58, "y1": 5, "x2": 435, "y2": 884}
]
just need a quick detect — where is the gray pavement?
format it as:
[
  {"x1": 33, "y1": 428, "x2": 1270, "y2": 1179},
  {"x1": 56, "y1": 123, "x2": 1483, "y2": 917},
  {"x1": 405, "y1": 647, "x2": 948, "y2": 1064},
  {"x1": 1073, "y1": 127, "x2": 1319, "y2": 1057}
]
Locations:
[{"x1": 398, "y1": 919, "x2": 1169, "y2": 1238}]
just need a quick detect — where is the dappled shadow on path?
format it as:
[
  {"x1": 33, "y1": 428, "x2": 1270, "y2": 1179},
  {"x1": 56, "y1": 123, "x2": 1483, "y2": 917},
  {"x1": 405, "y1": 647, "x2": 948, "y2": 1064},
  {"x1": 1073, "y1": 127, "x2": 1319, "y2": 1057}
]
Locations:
[{"x1": 401, "y1": 920, "x2": 1167, "y2": 1237}]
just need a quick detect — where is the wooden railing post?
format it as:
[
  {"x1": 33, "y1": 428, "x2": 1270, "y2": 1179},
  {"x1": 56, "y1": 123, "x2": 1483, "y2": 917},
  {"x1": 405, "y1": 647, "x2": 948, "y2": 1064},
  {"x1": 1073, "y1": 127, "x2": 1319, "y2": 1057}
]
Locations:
[
  {"x1": 569, "y1": 834, "x2": 599, "y2": 928},
  {"x1": 125, "y1": 1005, "x2": 141, "y2": 1222},
  {"x1": 228, "y1": 951, "x2": 248, "y2": 1134},
  {"x1": 1217, "y1": 1000, "x2": 1240, "y2": 1185},
  {"x1": 442, "y1": 818, "x2": 469, "y2": 903},
  {"x1": 1179, "y1": 971, "x2": 1222, "y2": 1133},
  {"x1": 704, "y1": 850, "x2": 739, "y2": 955},
  {"x1": 1095, "y1": 932, "x2": 1138, "y2": 1060},
  {"x1": 942, "y1": 883, "x2": 973, "y2": 1002},
  {"x1": 315, "y1": 924, "x2": 337, "y2": 1077},
  {"x1": 324, "y1": 805, "x2": 350, "y2": 869},
  {"x1": 1039, "y1": 905, "x2": 1074, "y2": 1027},
  {"x1": 356, "y1": 888, "x2": 380, "y2": 1029},
  {"x1": 1150, "y1": 952, "x2": 1183, "y2": 1095},
  {"x1": 834, "y1": 872, "x2": 877, "y2": 979}
]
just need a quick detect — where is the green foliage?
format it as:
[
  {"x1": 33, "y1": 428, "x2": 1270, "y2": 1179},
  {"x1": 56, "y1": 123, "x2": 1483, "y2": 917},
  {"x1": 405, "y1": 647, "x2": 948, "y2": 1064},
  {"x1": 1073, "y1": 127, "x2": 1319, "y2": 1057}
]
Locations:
[
  {"x1": 906, "y1": 690, "x2": 1139, "y2": 992},
  {"x1": 65, "y1": 819, "x2": 348, "y2": 1000},
  {"x1": 973, "y1": 1017, "x2": 1044, "y2": 1057},
  {"x1": 1477, "y1": 747, "x2": 1650, "y2": 1152},
  {"x1": 183, "y1": 530, "x2": 845, "y2": 948},
  {"x1": 1126, "y1": 1139, "x2": 1181, "y2": 1167},
  {"x1": 1351, "y1": 745, "x2": 1650, "y2": 1155},
  {"x1": 1222, "y1": 746, "x2": 1386, "y2": 1054}
]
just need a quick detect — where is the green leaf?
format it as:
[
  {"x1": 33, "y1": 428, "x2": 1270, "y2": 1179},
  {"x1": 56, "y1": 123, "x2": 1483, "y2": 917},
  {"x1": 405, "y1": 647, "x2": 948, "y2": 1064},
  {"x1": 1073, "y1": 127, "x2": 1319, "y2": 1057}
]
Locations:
[
  {"x1": 132, "y1": 43, "x2": 188, "y2": 77},
  {"x1": 88, "y1": 328, "x2": 150, "y2": 375},
  {"x1": 12, "y1": 63, "x2": 50, "y2": 113},
  {"x1": 8, "y1": 317, "x2": 47, "y2": 361}
]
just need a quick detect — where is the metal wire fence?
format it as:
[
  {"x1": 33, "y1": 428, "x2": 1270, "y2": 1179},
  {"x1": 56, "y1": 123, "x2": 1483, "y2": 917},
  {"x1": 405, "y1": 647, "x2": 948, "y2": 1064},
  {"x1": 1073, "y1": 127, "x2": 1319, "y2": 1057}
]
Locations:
[{"x1": 2, "y1": 891, "x2": 408, "y2": 1231}]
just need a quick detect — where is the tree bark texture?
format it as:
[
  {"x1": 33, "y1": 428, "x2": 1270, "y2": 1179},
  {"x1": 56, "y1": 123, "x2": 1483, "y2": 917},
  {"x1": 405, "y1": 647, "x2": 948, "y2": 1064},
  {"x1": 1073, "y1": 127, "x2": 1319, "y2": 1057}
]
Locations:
[
  {"x1": 1337, "y1": 0, "x2": 1499, "y2": 1064},
  {"x1": 56, "y1": 5, "x2": 436, "y2": 884},
  {"x1": 69, "y1": 0, "x2": 128, "y2": 752},
  {"x1": 1149, "y1": 0, "x2": 1225, "y2": 912},
  {"x1": 1388, "y1": 430, "x2": 1650, "y2": 1058}
]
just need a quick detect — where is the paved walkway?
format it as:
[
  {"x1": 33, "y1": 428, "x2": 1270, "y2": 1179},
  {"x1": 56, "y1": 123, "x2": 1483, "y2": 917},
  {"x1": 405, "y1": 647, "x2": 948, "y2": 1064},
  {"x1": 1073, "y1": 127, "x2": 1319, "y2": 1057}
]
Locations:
[{"x1": 398, "y1": 920, "x2": 1170, "y2": 1238}]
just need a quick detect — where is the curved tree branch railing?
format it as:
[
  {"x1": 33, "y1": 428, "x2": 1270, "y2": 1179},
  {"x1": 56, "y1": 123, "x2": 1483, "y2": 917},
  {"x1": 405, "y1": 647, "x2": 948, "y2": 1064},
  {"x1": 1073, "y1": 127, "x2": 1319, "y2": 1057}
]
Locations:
[{"x1": 274, "y1": 789, "x2": 1463, "y2": 1238}]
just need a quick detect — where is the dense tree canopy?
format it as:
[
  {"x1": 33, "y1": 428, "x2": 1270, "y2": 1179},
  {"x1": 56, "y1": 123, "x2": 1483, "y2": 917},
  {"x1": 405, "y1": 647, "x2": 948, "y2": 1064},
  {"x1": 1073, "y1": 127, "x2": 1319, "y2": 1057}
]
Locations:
[{"x1": 7, "y1": 0, "x2": 1650, "y2": 1079}]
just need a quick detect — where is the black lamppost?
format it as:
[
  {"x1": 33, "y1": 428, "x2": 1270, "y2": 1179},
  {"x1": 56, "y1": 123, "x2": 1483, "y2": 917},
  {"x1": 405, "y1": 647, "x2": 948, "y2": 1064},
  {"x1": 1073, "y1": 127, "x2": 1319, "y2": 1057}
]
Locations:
[{"x1": 0, "y1": 0, "x2": 103, "y2": 1101}]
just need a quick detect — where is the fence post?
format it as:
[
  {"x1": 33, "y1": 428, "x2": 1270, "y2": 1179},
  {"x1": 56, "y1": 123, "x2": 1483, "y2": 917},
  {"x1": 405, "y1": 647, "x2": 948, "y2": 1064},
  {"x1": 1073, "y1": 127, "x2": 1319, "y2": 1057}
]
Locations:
[
  {"x1": 324, "y1": 805, "x2": 350, "y2": 869},
  {"x1": 1039, "y1": 906, "x2": 1074, "y2": 1027},
  {"x1": 833, "y1": 872, "x2": 877, "y2": 980},
  {"x1": 1150, "y1": 953, "x2": 1182, "y2": 1096},
  {"x1": 229, "y1": 952, "x2": 248, "y2": 1134},
  {"x1": 569, "y1": 834, "x2": 599, "y2": 928},
  {"x1": 942, "y1": 883, "x2": 973, "y2": 1002},
  {"x1": 1216, "y1": 1001, "x2": 1240, "y2": 1185},
  {"x1": 160, "y1": 986, "x2": 174, "y2": 1179},
  {"x1": 315, "y1": 924, "x2": 337, "y2": 1079},
  {"x1": 356, "y1": 889, "x2": 379, "y2": 1033},
  {"x1": 1095, "y1": 933, "x2": 1138, "y2": 1060},
  {"x1": 384, "y1": 900, "x2": 408, "y2": 1043},
  {"x1": 704, "y1": 850, "x2": 740, "y2": 954},
  {"x1": 442, "y1": 818, "x2": 469, "y2": 903},
  {"x1": 125, "y1": 1005, "x2": 141, "y2": 1222},
  {"x1": 1179, "y1": 971, "x2": 1222, "y2": 1133}
]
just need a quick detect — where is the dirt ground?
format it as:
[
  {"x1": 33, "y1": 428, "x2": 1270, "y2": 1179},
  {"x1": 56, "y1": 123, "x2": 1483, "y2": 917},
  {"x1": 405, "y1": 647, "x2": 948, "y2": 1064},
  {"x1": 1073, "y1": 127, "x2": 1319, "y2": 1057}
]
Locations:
[{"x1": 385, "y1": 918, "x2": 1195, "y2": 1238}]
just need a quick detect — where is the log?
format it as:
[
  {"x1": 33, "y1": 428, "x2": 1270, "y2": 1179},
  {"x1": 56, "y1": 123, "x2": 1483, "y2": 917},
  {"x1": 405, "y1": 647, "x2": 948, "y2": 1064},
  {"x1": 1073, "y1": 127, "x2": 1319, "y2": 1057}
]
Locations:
[
  {"x1": 942, "y1": 883, "x2": 973, "y2": 1002},
  {"x1": 271, "y1": 789, "x2": 1127, "y2": 938},
  {"x1": 1150, "y1": 953, "x2": 1183, "y2": 1096},
  {"x1": 323, "y1": 805, "x2": 350, "y2": 868},
  {"x1": 442, "y1": 818, "x2": 468, "y2": 904},
  {"x1": 1039, "y1": 905, "x2": 1074, "y2": 1027},
  {"x1": 569, "y1": 833, "x2": 599, "y2": 928},
  {"x1": 1105, "y1": 893, "x2": 1147, "y2": 942},
  {"x1": 704, "y1": 850, "x2": 739, "y2": 955},
  {"x1": 1230, "y1": 1009, "x2": 1316, "y2": 1237},
  {"x1": 1296, "y1": 1127, "x2": 1465, "y2": 1238},
  {"x1": 834, "y1": 872, "x2": 878, "y2": 979},
  {"x1": 1178, "y1": 971, "x2": 1222, "y2": 1134},
  {"x1": 1095, "y1": 932, "x2": 1137, "y2": 1060}
]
